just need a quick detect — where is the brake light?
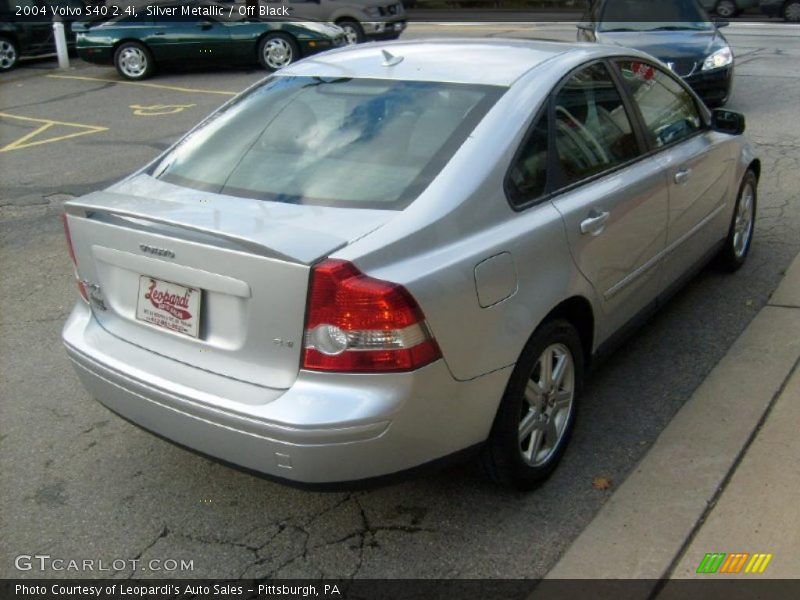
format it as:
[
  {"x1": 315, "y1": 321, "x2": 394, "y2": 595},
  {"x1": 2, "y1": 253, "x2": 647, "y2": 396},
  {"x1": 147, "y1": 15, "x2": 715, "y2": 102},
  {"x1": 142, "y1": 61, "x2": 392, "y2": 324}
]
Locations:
[
  {"x1": 302, "y1": 259, "x2": 441, "y2": 373},
  {"x1": 62, "y1": 213, "x2": 88, "y2": 302}
]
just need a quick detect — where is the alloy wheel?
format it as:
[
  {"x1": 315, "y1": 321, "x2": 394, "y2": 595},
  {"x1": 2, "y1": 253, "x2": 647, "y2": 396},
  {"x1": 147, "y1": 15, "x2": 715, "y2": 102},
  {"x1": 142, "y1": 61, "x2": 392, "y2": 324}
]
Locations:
[
  {"x1": 785, "y1": 1, "x2": 800, "y2": 21},
  {"x1": 342, "y1": 25, "x2": 360, "y2": 45},
  {"x1": 715, "y1": 0, "x2": 737, "y2": 18},
  {"x1": 263, "y1": 38, "x2": 293, "y2": 70},
  {"x1": 0, "y1": 39, "x2": 17, "y2": 71},
  {"x1": 118, "y1": 46, "x2": 148, "y2": 79},
  {"x1": 518, "y1": 343, "x2": 575, "y2": 467},
  {"x1": 733, "y1": 180, "x2": 755, "y2": 259}
]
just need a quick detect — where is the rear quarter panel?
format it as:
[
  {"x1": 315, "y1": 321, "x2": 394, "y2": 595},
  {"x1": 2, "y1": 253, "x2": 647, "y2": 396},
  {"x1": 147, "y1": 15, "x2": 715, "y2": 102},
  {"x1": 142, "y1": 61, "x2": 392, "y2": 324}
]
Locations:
[{"x1": 337, "y1": 60, "x2": 601, "y2": 381}]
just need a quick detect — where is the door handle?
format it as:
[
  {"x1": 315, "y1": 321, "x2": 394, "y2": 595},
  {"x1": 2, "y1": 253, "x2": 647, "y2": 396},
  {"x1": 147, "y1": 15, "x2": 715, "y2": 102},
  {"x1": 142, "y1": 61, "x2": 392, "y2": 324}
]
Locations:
[
  {"x1": 580, "y1": 210, "x2": 610, "y2": 236},
  {"x1": 674, "y1": 168, "x2": 692, "y2": 185}
]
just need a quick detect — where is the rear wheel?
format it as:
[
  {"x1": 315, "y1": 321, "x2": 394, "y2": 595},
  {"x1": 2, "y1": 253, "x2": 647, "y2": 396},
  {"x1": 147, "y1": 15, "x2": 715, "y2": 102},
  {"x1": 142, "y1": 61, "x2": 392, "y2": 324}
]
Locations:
[
  {"x1": 715, "y1": 0, "x2": 738, "y2": 18},
  {"x1": 784, "y1": 0, "x2": 800, "y2": 21},
  {"x1": 114, "y1": 41, "x2": 154, "y2": 80},
  {"x1": 258, "y1": 33, "x2": 298, "y2": 71},
  {"x1": 482, "y1": 319, "x2": 584, "y2": 490},
  {"x1": 0, "y1": 36, "x2": 19, "y2": 72},
  {"x1": 716, "y1": 170, "x2": 757, "y2": 271},
  {"x1": 338, "y1": 20, "x2": 364, "y2": 45}
]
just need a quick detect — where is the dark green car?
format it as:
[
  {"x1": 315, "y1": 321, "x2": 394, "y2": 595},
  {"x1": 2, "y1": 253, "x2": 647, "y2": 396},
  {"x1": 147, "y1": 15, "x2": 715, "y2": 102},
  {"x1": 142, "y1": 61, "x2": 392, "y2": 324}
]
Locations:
[{"x1": 75, "y1": 1, "x2": 346, "y2": 80}]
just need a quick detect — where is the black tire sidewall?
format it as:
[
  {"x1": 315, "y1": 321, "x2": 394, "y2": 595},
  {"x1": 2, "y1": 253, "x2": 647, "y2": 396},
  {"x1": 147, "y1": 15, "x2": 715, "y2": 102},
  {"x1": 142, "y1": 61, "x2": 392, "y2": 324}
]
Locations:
[
  {"x1": 718, "y1": 170, "x2": 757, "y2": 271},
  {"x1": 257, "y1": 33, "x2": 299, "y2": 71},
  {"x1": 0, "y1": 36, "x2": 19, "y2": 72},
  {"x1": 113, "y1": 42, "x2": 153, "y2": 80},
  {"x1": 484, "y1": 319, "x2": 584, "y2": 490}
]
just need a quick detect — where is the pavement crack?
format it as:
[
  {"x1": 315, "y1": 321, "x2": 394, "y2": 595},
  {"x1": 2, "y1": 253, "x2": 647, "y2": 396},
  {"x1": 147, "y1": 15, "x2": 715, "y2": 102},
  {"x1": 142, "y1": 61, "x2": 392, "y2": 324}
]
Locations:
[
  {"x1": 350, "y1": 494, "x2": 371, "y2": 579},
  {"x1": 304, "y1": 494, "x2": 353, "y2": 527},
  {"x1": 18, "y1": 312, "x2": 70, "y2": 324},
  {"x1": 261, "y1": 527, "x2": 310, "y2": 578},
  {"x1": 234, "y1": 519, "x2": 297, "y2": 578},
  {"x1": 122, "y1": 525, "x2": 170, "y2": 579},
  {"x1": 175, "y1": 531, "x2": 261, "y2": 552},
  {"x1": 80, "y1": 420, "x2": 109, "y2": 435}
]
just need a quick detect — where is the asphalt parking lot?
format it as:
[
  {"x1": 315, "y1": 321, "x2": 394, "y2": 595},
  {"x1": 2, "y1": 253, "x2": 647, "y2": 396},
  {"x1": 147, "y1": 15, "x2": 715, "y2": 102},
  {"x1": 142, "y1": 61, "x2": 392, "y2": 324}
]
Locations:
[{"x1": 2, "y1": 22, "x2": 800, "y2": 580}]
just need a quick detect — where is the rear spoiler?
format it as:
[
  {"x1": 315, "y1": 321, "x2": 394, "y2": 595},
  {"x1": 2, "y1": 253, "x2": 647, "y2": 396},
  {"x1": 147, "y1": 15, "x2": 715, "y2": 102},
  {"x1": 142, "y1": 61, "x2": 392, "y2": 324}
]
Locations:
[{"x1": 64, "y1": 191, "x2": 348, "y2": 265}]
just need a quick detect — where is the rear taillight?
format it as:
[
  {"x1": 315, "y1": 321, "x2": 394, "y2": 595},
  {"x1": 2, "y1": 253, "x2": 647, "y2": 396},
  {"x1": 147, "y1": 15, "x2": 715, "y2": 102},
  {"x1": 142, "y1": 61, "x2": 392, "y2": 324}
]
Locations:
[
  {"x1": 62, "y1": 213, "x2": 88, "y2": 302},
  {"x1": 302, "y1": 259, "x2": 441, "y2": 373}
]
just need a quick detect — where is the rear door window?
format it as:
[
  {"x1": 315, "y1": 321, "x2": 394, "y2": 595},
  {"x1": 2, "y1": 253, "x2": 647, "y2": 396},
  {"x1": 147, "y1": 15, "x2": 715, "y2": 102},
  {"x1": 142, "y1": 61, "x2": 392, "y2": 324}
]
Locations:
[{"x1": 553, "y1": 62, "x2": 641, "y2": 188}]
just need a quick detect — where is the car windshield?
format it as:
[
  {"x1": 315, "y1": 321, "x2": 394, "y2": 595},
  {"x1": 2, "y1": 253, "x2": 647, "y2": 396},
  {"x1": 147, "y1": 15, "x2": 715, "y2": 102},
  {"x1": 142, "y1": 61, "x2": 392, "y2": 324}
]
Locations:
[
  {"x1": 152, "y1": 76, "x2": 503, "y2": 209},
  {"x1": 599, "y1": 0, "x2": 713, "y2": 32}
]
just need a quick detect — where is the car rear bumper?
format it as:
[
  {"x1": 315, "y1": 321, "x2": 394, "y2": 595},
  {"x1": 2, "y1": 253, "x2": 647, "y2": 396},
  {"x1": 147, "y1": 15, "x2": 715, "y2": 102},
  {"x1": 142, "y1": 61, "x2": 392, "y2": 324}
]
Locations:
[
  {"x1": 759, "y1": 0, "x2": 783, "y2": 17},
  {"x1": 77, "y1": 45, "x2": 113, "y2": 65},
  {"x1": 299, "y1": 37, "x2": 347, "y2": 58},
  {"x1": 685, "y1": 65, "x2": 733, "y2": 105},
  {"x1": 364, "y1": 20, "x2": 406, "y2": 40},
  {"x1": 62, "y1": 302, "x2": 509, "y2": 485}
]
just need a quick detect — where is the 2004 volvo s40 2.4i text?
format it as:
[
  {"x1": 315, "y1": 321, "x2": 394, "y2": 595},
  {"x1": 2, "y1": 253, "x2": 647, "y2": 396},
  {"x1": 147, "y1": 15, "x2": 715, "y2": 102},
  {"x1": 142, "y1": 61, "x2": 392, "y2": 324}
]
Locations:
[{"x1": 62, "y1": 40, "x2": 759, "y2": 490}]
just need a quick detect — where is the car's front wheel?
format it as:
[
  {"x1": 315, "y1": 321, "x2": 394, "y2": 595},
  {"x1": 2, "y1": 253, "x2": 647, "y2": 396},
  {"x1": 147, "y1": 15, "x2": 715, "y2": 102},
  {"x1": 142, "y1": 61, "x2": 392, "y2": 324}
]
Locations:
[
  {"x1": 114, "y1": 41, "x2": 154, "y2": 80},
  {"x1": 482, "y1": 319, "x2": 584, "y2": 490},
  {"x1": 258, "y1": 33, "x2": 299, "y2": 71},
  {"x1": 0, "y1": 36, "x2": 19, "y2": 72},
  {"x1": 784, "y1": 0, "x2": 800, "y2": 21},
  {"x1": 716, "y1": 169, "x2": 757, "y2": 271}
]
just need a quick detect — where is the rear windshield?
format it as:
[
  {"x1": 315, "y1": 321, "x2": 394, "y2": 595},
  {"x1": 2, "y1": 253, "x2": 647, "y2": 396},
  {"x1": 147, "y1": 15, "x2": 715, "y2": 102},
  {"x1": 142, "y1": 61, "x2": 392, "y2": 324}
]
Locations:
[{"x1": 152, "y1": 76, "x2": 504, "y2": 209}]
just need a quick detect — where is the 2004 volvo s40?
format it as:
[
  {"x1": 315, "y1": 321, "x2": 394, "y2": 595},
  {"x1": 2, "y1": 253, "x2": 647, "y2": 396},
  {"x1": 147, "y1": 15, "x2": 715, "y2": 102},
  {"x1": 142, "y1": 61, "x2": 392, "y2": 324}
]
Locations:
[{"x1": 62, "y1": 39, "x2": 759, "y2": 490}]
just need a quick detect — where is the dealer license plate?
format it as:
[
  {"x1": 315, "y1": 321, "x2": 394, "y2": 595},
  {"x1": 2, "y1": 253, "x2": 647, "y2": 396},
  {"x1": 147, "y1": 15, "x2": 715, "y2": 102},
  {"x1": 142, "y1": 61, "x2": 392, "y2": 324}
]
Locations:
[{"x1": 136, "y1": 276, "x2": 201, "y2": 338}]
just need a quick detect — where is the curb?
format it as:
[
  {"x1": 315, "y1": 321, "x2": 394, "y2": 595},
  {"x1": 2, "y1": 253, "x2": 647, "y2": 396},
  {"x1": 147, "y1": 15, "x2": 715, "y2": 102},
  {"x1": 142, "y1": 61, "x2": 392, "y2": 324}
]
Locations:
[{"x1": 544, "y1": 251, "x2": 800, "y2": 583}]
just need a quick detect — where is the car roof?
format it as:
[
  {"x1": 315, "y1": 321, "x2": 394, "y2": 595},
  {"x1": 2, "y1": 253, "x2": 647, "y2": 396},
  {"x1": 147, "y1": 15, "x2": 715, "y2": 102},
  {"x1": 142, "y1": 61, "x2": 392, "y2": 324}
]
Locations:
[{"x1": 281, "y1": 38, "x2": 636, "y2": 87}]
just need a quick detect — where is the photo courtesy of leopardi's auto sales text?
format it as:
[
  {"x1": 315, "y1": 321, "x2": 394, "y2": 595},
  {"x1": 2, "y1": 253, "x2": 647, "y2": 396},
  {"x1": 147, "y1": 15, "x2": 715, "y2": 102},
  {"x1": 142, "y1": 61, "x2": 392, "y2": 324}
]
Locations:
[
  {"x1": 13, "y1": 583, "x2": 341, "y2": 598},
  {"x1": 2, "y1": 0, "x2": 800, "y2": 598}
]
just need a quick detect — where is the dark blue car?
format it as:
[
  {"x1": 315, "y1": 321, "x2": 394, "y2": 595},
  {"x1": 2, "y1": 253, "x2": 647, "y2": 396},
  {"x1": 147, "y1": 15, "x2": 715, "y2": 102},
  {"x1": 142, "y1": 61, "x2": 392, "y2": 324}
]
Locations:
[
  {"x1": 578, "y1": 0, "x2": 734, "y2": 106},
  {"x1": 759, "y1": 0, "x2": 800, "y2": 21}
]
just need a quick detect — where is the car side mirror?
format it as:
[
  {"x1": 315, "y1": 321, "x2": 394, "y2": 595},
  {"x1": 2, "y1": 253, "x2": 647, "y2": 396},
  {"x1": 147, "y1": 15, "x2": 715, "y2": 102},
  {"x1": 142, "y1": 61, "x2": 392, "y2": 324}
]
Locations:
[{"x1": 711, "y1": 109, "x2": 745, "y2": 135}]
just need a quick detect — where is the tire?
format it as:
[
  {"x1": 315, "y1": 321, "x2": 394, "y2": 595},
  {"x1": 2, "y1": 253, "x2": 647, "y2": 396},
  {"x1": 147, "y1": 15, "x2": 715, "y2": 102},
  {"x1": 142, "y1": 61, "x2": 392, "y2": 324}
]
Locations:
[
  {"x1": 0, "y1": 36, "x2": 19, "y2": 72},
  {"x1": 784, "y1": 0, "x2": 800, "y2": 21},
  {"x1": 716, "y1": 169, "x2": 757, "y2": 272},
  {"x1": 258, "y1": 33, "x2": 299, "y2": 72},
  {"x1": 338, "y1": 20, "x2": 365, "y2": 45},
  {"x1": 482, "y1": 319, "x2": 584, "y2": 491},
  {"x1": 114, "y1": 41, "x2": 154, "y2": 81},
  {"x1": 715, "y1": 0, "x2": 738, "y2": 18}
]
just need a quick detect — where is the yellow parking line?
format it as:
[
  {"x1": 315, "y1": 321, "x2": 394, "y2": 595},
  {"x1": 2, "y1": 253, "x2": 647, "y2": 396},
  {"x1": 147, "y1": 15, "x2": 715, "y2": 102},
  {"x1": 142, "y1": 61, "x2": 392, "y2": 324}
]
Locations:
[
  {"x1": 0, "y1": 112, "x2": 108, "y2": 152},
  {"x1": 3, "y1": 122, "x2": 55, "y2": 150},
  {"x1": 47, "y1": 74, "x2": 237, "y2": 96}
]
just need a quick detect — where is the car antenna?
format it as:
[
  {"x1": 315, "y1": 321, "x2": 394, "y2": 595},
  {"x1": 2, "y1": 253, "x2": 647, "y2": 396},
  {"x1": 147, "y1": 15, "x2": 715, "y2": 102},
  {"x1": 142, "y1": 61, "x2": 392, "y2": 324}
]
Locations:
[{"x1": 381, "y1": 50, "x2": 403, "y2": 67}]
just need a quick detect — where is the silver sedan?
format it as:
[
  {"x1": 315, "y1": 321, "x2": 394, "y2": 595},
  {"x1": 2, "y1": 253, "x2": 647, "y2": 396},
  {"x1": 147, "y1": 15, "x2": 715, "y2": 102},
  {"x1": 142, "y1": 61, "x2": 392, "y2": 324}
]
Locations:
[{"x1": 62, "y1": 39, "x2": 758, "y2": 489}]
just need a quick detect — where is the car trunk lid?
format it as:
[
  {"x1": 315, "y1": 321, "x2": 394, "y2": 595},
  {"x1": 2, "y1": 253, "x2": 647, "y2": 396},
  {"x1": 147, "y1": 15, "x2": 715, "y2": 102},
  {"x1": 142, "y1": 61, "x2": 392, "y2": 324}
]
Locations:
[{"x1": 63, "y1": 177, "x2": 392, "y2": 389}]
